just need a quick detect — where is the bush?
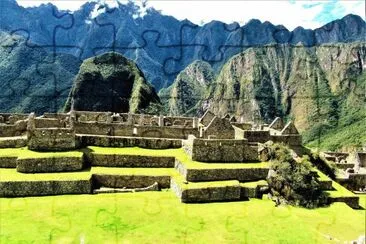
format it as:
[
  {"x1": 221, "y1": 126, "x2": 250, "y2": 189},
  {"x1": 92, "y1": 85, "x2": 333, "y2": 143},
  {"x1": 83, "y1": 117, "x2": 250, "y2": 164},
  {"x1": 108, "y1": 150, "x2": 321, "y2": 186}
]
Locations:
[{"x1": 266, "y1": 143, "x2": 329, "y2": 208}]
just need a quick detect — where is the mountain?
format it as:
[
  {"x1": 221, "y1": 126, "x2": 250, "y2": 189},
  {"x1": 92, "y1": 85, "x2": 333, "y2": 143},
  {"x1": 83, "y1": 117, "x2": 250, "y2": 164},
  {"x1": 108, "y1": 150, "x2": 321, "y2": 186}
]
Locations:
[
  {"x1": 64, "y1": 52, "x2": 161, "y2": 113},
  {"x1": 159, "y1": 60, "x2": 214, "y2": 116},
  {"x1": 0, "y1": 31, "x2": 81, "y2": 114},
  {"x1": 205, "y1": 42, "x2": 365, "y2": 148},
  {"x1": 0, "y1": 0, "x2": 365, "y2": 90}
]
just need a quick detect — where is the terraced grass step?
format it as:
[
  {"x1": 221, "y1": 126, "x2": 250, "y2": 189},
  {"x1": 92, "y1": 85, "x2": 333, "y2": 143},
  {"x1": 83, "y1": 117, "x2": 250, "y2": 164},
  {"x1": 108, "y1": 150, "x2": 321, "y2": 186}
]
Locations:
[
  {"x1": 87, "y1": 146, "x2": 269, "y2": 181},
  {"x1": 0, "y1": 167, "x2": 174, "y2": 197},
  {"x1": 0, "y1": 136, "x2": 27, "y2": 148},
  {"x1": 315, "y1": 169, "x2": 360, "y2": 209},
  {"x1": 240, "y1": 180, "x2": 269, "y2": 199},
  {"x1": 0, "y1": 148, "x2": 24, "y2": 168},
  {"x1": 171, "y1": 175, "x2": 241, "y2": 203},
  {"x1": 0, "y1": 168, "x2": 91, "y2": 197},
  {"x1": 86, "y1": 152, "x2": 175, "y2": 168},
  {"x1": 16, "y1": 151, "x2": 84, "y2": 173}
]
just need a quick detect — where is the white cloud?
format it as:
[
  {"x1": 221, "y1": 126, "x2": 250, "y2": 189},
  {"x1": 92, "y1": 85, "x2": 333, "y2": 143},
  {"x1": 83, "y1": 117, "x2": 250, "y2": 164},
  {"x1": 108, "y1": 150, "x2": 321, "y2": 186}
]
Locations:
[{"x1": 16, "y1": 0, "x2": 365, "y2": 30}]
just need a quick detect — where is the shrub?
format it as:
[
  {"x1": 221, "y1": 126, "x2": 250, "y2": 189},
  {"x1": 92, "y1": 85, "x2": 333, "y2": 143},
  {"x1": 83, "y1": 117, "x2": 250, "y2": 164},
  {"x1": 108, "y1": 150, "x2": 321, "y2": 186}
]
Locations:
[{"x1": 266, "y1": 143, "x2": 329, "y2": 208}]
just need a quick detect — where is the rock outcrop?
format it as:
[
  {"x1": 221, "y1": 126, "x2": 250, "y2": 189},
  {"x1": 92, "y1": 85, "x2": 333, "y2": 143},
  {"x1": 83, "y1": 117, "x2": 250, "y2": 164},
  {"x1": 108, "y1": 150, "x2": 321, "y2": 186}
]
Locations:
[
  {"x1": 206, "y1": 43, "x2": 365, "y2": 132},
  {"x1": 64, "y1": 52, "x2": 161, "y2": 113},
  {"x1": 159, "y1": 61, "x2": 214, "y2": 116}
]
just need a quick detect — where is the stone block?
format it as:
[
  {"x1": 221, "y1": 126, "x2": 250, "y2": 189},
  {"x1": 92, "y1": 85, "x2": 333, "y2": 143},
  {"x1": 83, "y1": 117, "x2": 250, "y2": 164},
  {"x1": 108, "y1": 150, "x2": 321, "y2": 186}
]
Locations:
[
  {"x1": 0, "y1": 180, "x2": 92, "y2": 197},
  {"x1": 0, "y1": 157, "x2": 17, "y2": 168},
  {"x1": 16, "y1": 156, "x2": 83, "y2": 173},
  {"x1": 88, "y1": 154, "x2": 175, "y2": 168}
]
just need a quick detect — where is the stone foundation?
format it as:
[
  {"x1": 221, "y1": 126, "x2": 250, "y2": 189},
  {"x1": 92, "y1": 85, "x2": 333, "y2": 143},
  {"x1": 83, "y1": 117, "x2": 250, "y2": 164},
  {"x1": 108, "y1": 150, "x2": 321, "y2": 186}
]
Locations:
[
  {"x1": 183, "y1": 137, "x2": 259, "y2": 162},
  {"x1": 175, "y1": 159, "x2": 269, "y2": 182},
  {"x1": 0, "y1": 157, "x2": 17, "y2": 168},
  {"x1": 171, "y1": 178, "x2": 241, "y2": 203},
  {"x1": 0, "y1": 180, "x2": 92, "y2": 197},
  {"x1": 28, "y1": 128, "x2": 76, "y2": 151},
  {"x1": 0, "y1": 136, "x2": 27, "y2": 148},
  {"x1": 16, "y1": 156, "x2": 83, "y2": 173},
  {"x1": 77, "y1": 134, "x2": 182, "y2": 149},
  {"x1": 92, "y1": 174, "x2": 170, "y2": 189},
  {"x1": 88, "y1": 154, "x2": 175, "y2": 168}
]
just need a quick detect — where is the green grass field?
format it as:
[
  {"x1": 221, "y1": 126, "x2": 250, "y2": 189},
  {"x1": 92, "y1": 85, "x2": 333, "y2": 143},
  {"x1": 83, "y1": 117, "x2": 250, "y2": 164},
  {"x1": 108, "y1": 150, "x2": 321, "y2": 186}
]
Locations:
[{"x1": 0, "y1": 192, "x2": 365, "y2": 243}]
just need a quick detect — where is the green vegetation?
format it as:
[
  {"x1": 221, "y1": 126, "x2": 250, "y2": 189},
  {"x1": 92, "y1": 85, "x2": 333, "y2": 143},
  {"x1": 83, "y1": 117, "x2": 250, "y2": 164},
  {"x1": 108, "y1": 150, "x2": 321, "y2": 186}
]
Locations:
[
  {"x1": 63, "y1": 52, "x2": 161, "y2": 114},
  {"x1": 266, "y1": 143, "x2": 328, "y2": 208},
  {"x1": 0, "y1": 148, "x2": 25, "y2": 157},
  {"x1": 306, "y1": 72, "x2": 366, "y2": 151},
  {"x1": 0, "y1": 31, "x2": 81, "y2": 114},
  {"x1": 1, "y1": 192, "x2": 365, "y2": 243}
]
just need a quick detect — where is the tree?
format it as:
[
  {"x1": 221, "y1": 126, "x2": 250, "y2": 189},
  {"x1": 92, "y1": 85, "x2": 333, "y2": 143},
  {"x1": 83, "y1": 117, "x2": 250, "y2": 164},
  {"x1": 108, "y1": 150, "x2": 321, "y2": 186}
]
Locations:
[{"x1": 265, "y1": 143, "x2": 329, "y2": 208}]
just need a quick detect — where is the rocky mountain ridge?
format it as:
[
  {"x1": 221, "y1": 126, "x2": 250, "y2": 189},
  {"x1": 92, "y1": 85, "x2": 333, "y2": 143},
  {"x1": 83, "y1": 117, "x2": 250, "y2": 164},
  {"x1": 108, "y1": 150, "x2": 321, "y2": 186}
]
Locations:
[{"x1": 1, "y1": 0, "x2": 365, "y2": 89}]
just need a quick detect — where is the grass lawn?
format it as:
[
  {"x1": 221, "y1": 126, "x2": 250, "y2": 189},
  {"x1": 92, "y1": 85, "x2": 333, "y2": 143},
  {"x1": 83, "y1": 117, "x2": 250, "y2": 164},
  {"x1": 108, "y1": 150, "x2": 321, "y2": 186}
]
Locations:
[{"x1": 0, "y1": 191, "x2": 365, "y2": 243}]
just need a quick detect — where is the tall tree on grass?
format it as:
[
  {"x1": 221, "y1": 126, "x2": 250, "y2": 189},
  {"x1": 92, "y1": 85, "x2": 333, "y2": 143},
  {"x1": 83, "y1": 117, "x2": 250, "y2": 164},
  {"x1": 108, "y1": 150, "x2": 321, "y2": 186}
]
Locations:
[{"x1": 266, "y1": 143, "x2": 329, "y2": 208}]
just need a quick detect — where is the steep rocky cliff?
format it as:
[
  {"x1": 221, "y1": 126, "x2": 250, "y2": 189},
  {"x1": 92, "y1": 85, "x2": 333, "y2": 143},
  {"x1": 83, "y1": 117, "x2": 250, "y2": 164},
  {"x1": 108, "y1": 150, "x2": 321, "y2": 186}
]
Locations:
[
  {"x1": 206, "y1": 42, "x2": 365, "y2": 146},
  {"x1": 64, "y1": 52, "x2": 161, "y2": 113},
  {"x1": 159, "y1": 61, "x2": 214, "y2": 116}
]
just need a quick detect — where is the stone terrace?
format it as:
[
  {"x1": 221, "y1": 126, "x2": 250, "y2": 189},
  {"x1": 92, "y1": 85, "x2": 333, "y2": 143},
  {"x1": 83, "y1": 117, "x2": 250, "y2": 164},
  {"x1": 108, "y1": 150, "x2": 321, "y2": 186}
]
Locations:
[{"x1": 0, "y1": 111, "x2": 361, "y2": 207}]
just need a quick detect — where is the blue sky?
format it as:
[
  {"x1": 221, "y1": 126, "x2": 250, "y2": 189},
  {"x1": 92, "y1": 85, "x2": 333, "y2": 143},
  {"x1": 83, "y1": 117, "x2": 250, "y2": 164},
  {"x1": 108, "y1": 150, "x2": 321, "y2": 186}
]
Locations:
[{"x1": 16, "y1": 0, "x2": 365, "y2": 30}]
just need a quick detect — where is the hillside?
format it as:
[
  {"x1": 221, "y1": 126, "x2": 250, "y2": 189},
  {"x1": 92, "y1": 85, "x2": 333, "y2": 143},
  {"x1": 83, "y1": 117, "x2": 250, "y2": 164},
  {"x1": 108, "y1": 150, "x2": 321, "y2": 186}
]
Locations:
[
  {"x1": 205, "y1": 42, "x2": 365, "y2": 149},
  {"x1": 159, "y1": 60, "x2": 215, "y2": 116},
  {"x1": 64, "y1": 52, "x2": 161, "y2": 113},
  {"x1": 0, "y1": 31, "x2": 81, "y2": 114}
]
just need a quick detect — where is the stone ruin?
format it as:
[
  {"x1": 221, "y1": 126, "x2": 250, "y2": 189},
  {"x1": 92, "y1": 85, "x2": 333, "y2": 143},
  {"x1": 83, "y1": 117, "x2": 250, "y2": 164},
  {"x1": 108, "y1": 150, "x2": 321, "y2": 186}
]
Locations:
[
  {"x1": 3, "y1": 110, "x2": 360, "y2": 208},
  {"x1": 322, "y1": 151, "x2": 366, "y2": 192},
  {"x1": 0, "y1": 111, "x2": 303, "y2": 156}
]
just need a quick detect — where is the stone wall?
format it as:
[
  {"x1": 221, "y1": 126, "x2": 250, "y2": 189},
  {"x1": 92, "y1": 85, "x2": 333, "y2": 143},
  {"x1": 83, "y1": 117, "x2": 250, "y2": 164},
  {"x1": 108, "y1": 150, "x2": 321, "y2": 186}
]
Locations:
[
  {"x1": 74, "y1": 122, "x2": 134, "y2": 136},
  {"x1": 35, "y1": 118, "x2": 65, "y2": 128},
  {"x1": 87, "y1": 154, "x2": 175, "y2": 168},
  {"x1": 74, "y1": 122, "x2": 198, "y2": 139},
  {"x1": 0, "y1": 113, "x2": 29, "y2": 124},
  {"x1": 357, "y1": 152, "x2": 366, "y2": 167},
  {"x1": 183, "y1": 137, "x2": 258, "y2": 162},
  {"x1": 92, "y1": 174, "x2": 170, "y2": 189},
  {"x1": 28, "y1": 128, "x2": 76, "y2": 151},
  {"x1": 175, "y1": 159, "x2": 269, "y2": 182},
  {"x1": 244, "y1": 131, "x2": 271, "y2": 143},
  {"x1": 137, "y1": 126, "x2": 199, "y2": 139},
  {"x1": 231, "y1": 123, "x2": 252, "y2": 131},
  {"x1": 77, "y1": 135, "x2": 182, "y2": 149},
  {"x1": 270, "y1": 135, "x2": 302, "y2": 146},
  {"x1": 0, "y1": 157, "x2": 17, "y2": 168},
  {"x1": 203, "y1": 117, "x2": 235, "y2": 139},
  {"x1": 329, "y1": 196, "x2": 360, "y2": 209},
  {"x1": 43, "y1": 113, "x2": 69, "y2": 120},
  {"x1": 16, "y1": 156, "x2": 83, "y2": 173},
  {"x1": 0, "y1": 121, "x2": 27, "y2": 137},
  {"x1": 0, "y1": 136, "x2": 27, "y2": 148},
  {"x1": 339, "y1": 174, "x2": 366, "y2": 191},
  {"x1": 170, "y1": 178, "x2": 241, "y2": 203},
  {"x1": 0, "y1": 180, "x2": 92, "y2": 197}
]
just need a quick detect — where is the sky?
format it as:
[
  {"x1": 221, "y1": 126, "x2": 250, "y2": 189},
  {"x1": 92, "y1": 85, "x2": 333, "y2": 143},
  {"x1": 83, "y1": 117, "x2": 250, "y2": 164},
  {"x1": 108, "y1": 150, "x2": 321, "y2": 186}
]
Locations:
[{"x1": 16, "y1": 0, "x2": 365, "y2": 30}]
